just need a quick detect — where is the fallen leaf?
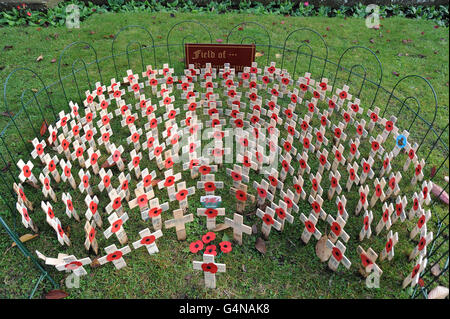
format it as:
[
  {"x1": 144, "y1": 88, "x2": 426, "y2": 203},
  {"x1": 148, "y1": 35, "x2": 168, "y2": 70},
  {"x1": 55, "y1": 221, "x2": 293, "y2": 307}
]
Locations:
[
  {"x1": 40, "y1": 120, "x2": 48, "y2": 136},
  {"x1": 10, "y1": 233, "x2": 38, "y2": 248},
  {"x1": 1, "y1": 111, "x2": 14, "y2": 117},
  {"x1": 428, "y1": 286, "x2": 448, "y2": 299},
  {"x1": 281, "y1": 21, "x2": 285, "y2": 25},
  {"x1": 25, "y1": 180, "x2": 39, "y2": 189},
  {"x1": 255, "y1": 51, "x2": 264, "y2": 58},
  {"x1": 89, "y1": 30, "x2": 95, "y2": 35},
  {"x1": 1, "y1": 162, "x2": 11, "y2": 172},
  {"x1": 184, "y1": 274, "x2": 192, "y2": 282},
  {"x1": 3, "y1": 45, "x2": 13, "y2": 51},
  {"x1": 101, "y1": 161, "x2": 115, "y2": 169},
  {"x1": 36, "y1": 55, "x2": 43, "y2": 62},
  {"x1": 315, "y1": 235, "x2": 332, "y2": 262},
  {"x1": 430, "y1": 166, "x2": 437, "y2": 178},
  {"x1": 421, "y1": 31, "x2": 425, "y2": 35},
  {"x1": 65, "y1": 225, "x2": 71, "y2": 238},
  {"x1": 431, "y1": 182, "x2": 449, "y2": 205},
  {"x1": 326, "y1": 26, "x2": 330, "y2": 31},
  {"x1": 392, "y1": 71, "x2": 400, "y2": 77},
  {"x1": 45, "y1": 289, "x2": 68, "y2": 299},
  {"x1": 51, "y1": 58, "x2": 56, "y2": 63},
  {"x1": 431, "y1": 263, "x2": 441, "y2": 276},
  {"x1": 255, "y1": 237, "x2": 266, "y2": 254},
  {"x1": 241, "y1": 264, "x2": 246, "y2": 272},
  {"x1": 90, "y1": 258, "x2": 101, "y2": 268},
  {"x1": 251, "y1": 224, "x2": 258, "y2": 235},
  {"x1": 238, "y1": 26, "x2": 243, "y2": 31},
  {"x1": 275, "y1": 53, "x2": 282, "y2": 59},
  {"x1": 212, "y1": 223, "x2": 230, "y2": 232},
  {"x1": 369, "y1": 38, "x2": 375, "y2": 44}
]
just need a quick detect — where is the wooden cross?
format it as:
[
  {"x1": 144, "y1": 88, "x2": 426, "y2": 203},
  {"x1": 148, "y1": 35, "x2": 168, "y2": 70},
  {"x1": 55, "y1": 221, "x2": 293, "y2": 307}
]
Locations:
[
  {"x1": 354, "y1": 118, "x2": 368, "y2": 139},
  {"x1": 331, "y1": 144, "x2": 346, "y2": 172},
  {"x1": 39, "y1": 173, "x2": 57, "y2": 202},
  {"x1": 409, "y1": 224, "x2": 433, "y2": 261},
  {"x1": 13, "y1": 183, "x2": 33, "y2": 211},
  {"x1": 410, "y1": 209, "x2": 431, "y2": 240},
  {"x1": 193, "y1": 254, "x2": 226, "y2": 289},
  {"x1": 56, "y1": 133, "x2": 72, "y2": 160},
  {"x1": 78, "y1": 169, "x2": 94, "y2": 196},
  {"x1": 59, "y1": 159, "x2": 77, "y2": 189},
  {"x1": 30, "y1": 138, "x2": 46, "y2": 163},
  {"x1": 126, "y1": 126, "x2": 143, "y2": 152},
  {"x1": 408, "y1": 192, "x2": 422, "y2": 220},
  {"x1": 106, "y1": 143, "x2": 125, "y2": 171},
  {"x1": 118, "y1": 171, "x2": 131, "y2": 202},
  {"x1": 54, "y1": 255, "x2": 92, "y2": 277},
  {"x1": 137, "y1": 168, "x2": 157, "y2": 194},
  {"x1": 347, "y1": 138, "x2": 361, "y2": 163},
  {"x1": 327, "y1": 213, "x2": 349, "y2": 243},
  {"x1": 42, "y1": 154, "x2": 61, "y2": 183},
  {"x1": 86, "y1": 147, "x2": 101, "y2": 175},
  {"x1": 165, "y1": 208, "x2": 194, "y2": 241},
  {"x1": 149, "y1": 139, "x2": 166, "y2": 170},
  {"x1": 279, "y1": 189, "x2": 300, "y2": 215},
  {"x1": 56, "y1": 110, "x2": 71, "y2": 135},
  {"x1": 384, "y1": 171, "x2": 402, "y2": 200},
  {"x1": 292, "y1": 175, "x2": 306, "y2": 202},
  {"x1": 375, "y1": 202, "x2": 394, "y2": 235},
  {"x1": 360, "y1": 156, "x2": 375, "y2": 185},
  {"x1": 309, "y1": 171, "x2": 323, "y2": 198},
  {"x1": 105, "y1": 188, "x2": 126, "y2": 216},
  {"x1": 403, "y1": 141, "x2": 418, "y2": 171},
  {"x1": 355, "y1": 185, "x2": 370, "y2": 215},
  {"x1": 197, "y1": 206, "x2": 226, "y2": 230},
  {"x1": 335, "y1": 195, "x2": 348, "y2": 221},
  {"x1": 308, "y1": 194, "x2": 327, "y2": 221},
  {"x1": 61, "y1": 192, "x2": 79, "y2": 221},
  {"x1": 256, "y1": 206, "x2": 282, "y2": 239},
  {"x1": 279, "y1": 152, "x2": 295, "y2": 182},
  {"x1": 301, "y1": 132, "x2": 314, "y2": 154},
  {"x1": 84, "y1": 194, "x2": 102, "y2": 228},
  {"x1": 356, "y1": 246, "x2": 382, "y2": 278},
  {"x1": 98, "y1": 244, "x2": 131, "y2": 270},
  {"x1": 231, "y1": 183, "x2": 255, "y2": 213},
  {"x1": 17, "y1": 159, "x2": 38, "y2": 184},
  {"x1": 369, "y1": 134, "x2": 385, "y2": 159},
  {"x1": 68, "y1": 119, "x2": 83, "y2": 143},
  {"x1": 128, "y1": 186, "x2": 155, "y2": 215},
  {"x1": 296, "y1": 151, "x2": 311, "y2": 177},
  {"x1": 143, "y1": 198, "x2": 170, "y2": 230},
  {"x1": 331, "y1": 122, "x2": 347, "y2": 145},
  {"x1": 402, "y1": 255, "x2": 427, "y2": 289},
  {"x1": 41, "y1": 200, "x2": 56, "y2": 228},
  {"x1": 103, "y1": 212, "x2": 129, "y2": 245},
  {"x1": 379, "y1": 115, "x2": 397, "y2": 143},
  {"x1": 120, "y1": 109, "x2": 138, "y2": 130},
  {"x1": 328, "y1": 170, "x2": 342, "y2": 200},
  {"x1": 325, "y1": 240, "x2": 351, "y2": 271},
  {"x1": 157, "y1": 168, "x2": 182, "y2": 197},
  {"x1": 197, "y1": 174, "x2": 223, "y2": 196},
  {"x1": 392, "y1": 195, "x2": 408, "y2": 225},
  {"x1": 411, "y1": 158, "x2": 425, "y2": 185},
  {"x1": 226, "y1": 164, "x2": 249, "y2": 189},
  {"x1": 69, "y1": 101, "x2": 81, "y2": 122},
  {"x1": 271, "y1": 200, "x2": 294, "y2": 231},
  {"x1": 98, "y1": 168, "x2": 113, "y2": 193},
  {"x1": 420, "y1": 180, "x2": 433, "y2": 206},
  {"x1": 52, "y1": 217, "x2": 71, "y2": 246},
  {"x1": 366, "y1": 107, "x2": 381, "y2": 133},
  {"x1": 97, "y1": 126, "x2": 113, "y2": 154},
  {"x1": 127, "y1": 149, "x2": 142, "y2": 178},
  {"x1": 299, "y1": 213, "x2": 321, "y2": 244},
  {"x1": 265, "y1": 168, "x2": 284, "y2": 196},
  {"x1": 168, "y1": 181, "x2": 195, "y2": 211},
  {"x1": 16, "y1": 201, "x2": 38, "y2": 232},
  {"x1": 224, "y1": 213, "x2": 252, "y2": 245},
  {"x1": 71, "y1": 140, "x2": 87, "y2": 168},
  {"x1": 379, "y1": 230, "x2": 399, "y2": 262},
  {"x1": 314, "y1": 126, "x2": 328, "y2": 151},
  {"x1": 280, "y1": 134, "x2": 298, "y2": 158},
  {"x1": 370, "y1": 177, "x2": 386, "y2": 207},
  {"x1": 359, "y1": 210, "x2": 373, "y2": 241},
  {"x1": 132, "y1": 228, "x2": 163, "y2": 255},
  {"x1": 379, "y1": 151, "x2": 393, "y2": 177}
]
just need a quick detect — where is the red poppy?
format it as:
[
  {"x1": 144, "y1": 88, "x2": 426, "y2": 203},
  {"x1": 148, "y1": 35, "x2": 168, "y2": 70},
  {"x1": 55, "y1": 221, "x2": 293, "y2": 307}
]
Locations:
[
  {"x1": 131, "y1": 132, "x2": 140, "y2": 143},
  {"x1": 47, "y1": 207, "x2": 54, "y2": 219},
  {"x1": 415, "y1": 164, "x2": 422, "y2": 176},
  {"x1": 395, "y1": 203, "x2": 403, "y2": 216},
  {"x1": 106, "y1": 251, "x2": 123, "y2": 262},
  {"x1": 262, "y1": 76, "x2": 270, "y2": 84},
  {"x1": 219, "y1": 241, "x2": 232, "y2": 253},
  {"x1": 311, "y1": 201, "x2": 321, "y2": 214},
  {"x1": 342, "y1": 112, "x2": 350, "y2": 123},
  {"x1": 111, "y1": 219, "x2": 123, "y2": 233},
  {"x1": 313, "y1": 90, "x2": 320, "y2": 99},
  {"x1": 76, "y1": 147, "x2": 84, "y2": 157},
  {"x1": 112, "y1": 197, "x2": 122, "y2": 210},
  {"x1": 389, "y1": 177, "x2": 396, "y2": 190},
  {"x1": 204, "y1": 208, "x2": 218, "y2": 219},
  {"x1": 112, "y1": 150, "x2": 121, "y2": 162},
  {"x1": 154, "y1": 146, "x2": 163, "y2": 157},
  {"x1": 334, "y1": 128, "x2": 342, "y2": 139},
  {"x1": 385, "y1": 120, "x2": 394, "y2": 132},
  {"x1": 299, "y1": 159, "x2": 307, "y2": 169},
  {"x1": 202, "y1": 232, "x2": 216, "y2": 244},
  {"x1": 360, "y1": 253, "x2": 373, "y2": 268},
  {"x1": 360, "y1": 192, "x2": 366, "y2": 204},
  {"x1": 375, "y1": 185, "x2": 382, "y2": 197},
  {"x1": 102, "y1": 133, "x2": 110, "y2": 142},
  {"x1": 371, "y1": 141, "x2": 380, "y2": 152},
  {"x1": 408, "y1": 149, "x2": 415, "y2": 160},
  {"x1": 204, "y1": 245, "x2": 217, "y2": 256},
  {"x1": 262, "y1": 213, "x2": 275, "y2": 225},
  {"x1": 305, "y1": 220, "x2": 315, "y2": 233},
  {"x1": 417, "y1": 214, "x2": 426, "y2": 229},
  {"x1": 308, "y1": 102, "x2": 315, "y2": 113},
  {"x1": 199, "y1": 165, "x2": 211, "y2": 175},
  {"x1": 332, "y1": 247, "x2": 343, "y2": 261},
  {"x1": 331, "y1": 177, "x2": 338, "y2": 188},
  {"x1": 164, "y1": 157, "x2": 173, "y2": 169},
  {"x1": 103, "y1": 175, "x2": 111, "y2": 188},
  {"x1": 176, "y1": 189, "x2": 188, "y2": 201},
  {"x1": 201, "y1": 262, "x2": 218, "y2": 273},
  {"x1": 48, "y1": 160, "x2": 56, "y2": 172},
  {"x1": 275, "y1": 208, "x2": 286, "y2": 219},
  {"x1": 235, "y1": 190, "x2": 247, "y2": 202},
  {"x1": 370, "y1": 112, "x2": 378, "y2": 122},
  {"x1": 300, "y1": 83, "x2": 308, "y2": 91},
  {"x1": 121, "y1": 179, "x2": 129, "y2": 190},
  {"x1": 231, "y1": 172, "x2": 242, "y2": 182},
  {"x1": 328, "y1": 99, "x2": 336, "y2": 109},
  {"x1": 148, "y1": 207, "x2": 162, "y2": 218},
  {"x1": 82, "y1": 175, "x2": 89, "y2": 188},
  {"x1": 339, "y1": 91, "x2": 347, "y2": 100},
  {"x1": 303, "y1": 137, "x2": 310, "y2": 149},
  {"x1": 234, "y1": 119, "x2": 244, "y2": 127},
  {"x1": 140, "y1": 235, "x2": 156, "y2": 245},
  {"x1": 294, "y1": 184, "x2": 302, "y2": 194},
  {"x1": 284, "y1": 141, "x2": 292, "y2": 152},
  {"x1": 385, "y1": 238, "x2": 393, "y2": 253},
  {"x1": 330, "y1": 222, "x2": 341, "y2": 236},
  {"x1": 190, "y1": 240, "x2": 204, "y2": 253},
  {"x1": 382, "y1": 209, "x2": 390, "y2": 222},
  {"x1": 350, "y1": 143, "x2": 357, "y2": 155},
  {"x1": 64, "y1": 166, "x2": 71, "y2": 177},
  {"x1": 282, "y1": 160, "x2": 289, "y2": 172},
  {"x1": 204, "y1": 182, "x2": 216, "y2": 192},
  {"x1": 363, "y1": 163, "x2": 370, "y2": 173},
  {"x1": 418, "y1": 237, "x2": 426, "y2": 251}
]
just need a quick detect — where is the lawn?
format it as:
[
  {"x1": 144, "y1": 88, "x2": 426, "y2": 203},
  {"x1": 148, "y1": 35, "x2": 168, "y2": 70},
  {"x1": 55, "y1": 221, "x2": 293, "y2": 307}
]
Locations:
[{"x1": 0, "y1": 12, "x2": 448, "y2": 299}]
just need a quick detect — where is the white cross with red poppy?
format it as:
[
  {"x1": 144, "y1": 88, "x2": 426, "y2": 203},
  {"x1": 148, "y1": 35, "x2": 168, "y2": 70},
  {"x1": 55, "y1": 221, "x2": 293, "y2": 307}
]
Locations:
[
  {"x1": 47, "y1": 124, "x2": 59, "y2": 148},
  {"x1": 55, "y1": 255, "x2": 92, "y2": 277},
  {"x1": 120, "y1": 109, "x2": 138, "y2": 130},
  {"x1": 420, "y1": 180, "x2": 433, "y2": 206},
  {"x1": 347, "y1": 138, "x2": 361, "y2": 163},
  {"x1": 410, "y1": 209, "x2": 431, "y2": 240},
  {"x1": 239, "y1": 66, "x2": 252, "y2": 87},
  {"x1": 313, "y1": 126, "x2": 329, "y2": 152},
  {"x1": 97, "y1": 168, "x2": 113, "y2": 193},
  {"x1": 378, "y1": 151, "x2": 393, "y2": 177},
  {"x1": 158, "y1": 63, "x2": 175, "y2": 77},
  {"x1": 359, "y1": 210, "x2": 373, "y2": 241},
  {"x1": 61, "y1": 192, "x2": 79, "y2": 221},
  {"x1": 182, "y1": 115, "x2": 203, "y2": 138},
  {"x1": 224, "y1": 213, "x2": 252, "y2": 246},
  {"x1": 178, "y1": 77, "x2": 196, "y2": 98},
  {"x1": 296, "y1": 72, "x2": 314, "y2": 98},
  {"x1": 308, "y1": 194, "x2": 327, "y2": 221},
  {"x1": 296, "y1": 151, "x2": 311, "y2": 177},
  {"x1": 81, "y1": 109, "x2": 96, "y2": 130},
  {"x1": 56, "y1": 110, "x2": 71, "y2": 135},
  {"x1": 59, "y1": 159, "x2": 76, "y2": 189},
  {"x1": 226, "y1": 85, "x2": 242, "y2": 102},
  {"x1": 42, "y1": 154, "x2": 61, "y2": 183},
  {"x1": 149, "y1": 140, "x2": 166, "y2": 170},
  {"x1": 81, "y1": 125, "x2": 97, "y2": 151},
  {"x1": 146, "y1": 72, "x2": 159, "y2": 95},
  {"x1": 271, "y1": 199, "x2": 294, "y2": 231},
  {"x1": 408, "y1": 192, "x2": 422, "y2": 220},
  {"x1": 256, "y1": 206, "x2": 282, "y2": 240},
  {"x1": 268, "y1": 83, "x2": 284, "y2": 100},
  {"x1": 193, "y1": 254, "x2": 226, "y2": 289},
  {"x1": 197, "y1": 174, "x2": 224, "y2": 196},
  {"x1": 280, "y1": 134, "x2": 298, "y2": 157},
  {"x1": 183, "y1": 96, "x2": 199, "y2": 113},
  {"x1": 328, "y1": 170, "x2": 342, "y2": 200},
  {"x1": 78, "y1": 168, "x2": 94, "y2": 196},
  {"x1": 142, "y1": 64, "x2": 156, "y2": 81},
  {"x1": 142, "y1": 197, "x2": 169, "y2": 230},
  {"x1": 366, "y1": 106, "x2": 381, "y2": 133},
  {"x1": 369, "y1": 134, "x2": 385, "y2": 159},
  {"x1": 129, "y1": 186, "x2": 155, "y2": 214},
  {"x1": 252, "y1": 179, "x2": 274, "y2": 208},
  {"x1": 236, "y1": 150, "x2": 258, "y2": 175},
  {"x1": 392, "y1": 195, "x2": 408, "y2": 225},
  {"x1": 165, "y1": 208, "x2": 194, "y2": 241},
  {"x1": 41, "y1": 200, "x2": 56, "y2": 228},
  {"x1": 316, "y1": 148, "x2": 331, "y2": 176},
  {"x1": 157, "y1": 168, "x2": 182, "y2": 197},
  {"x1": 69, "y1": 101, "x2": 81, "y2": 122},
  {"x1": 98, "y1": 244, "x2": 131, "y2": 270},
  {"x1": 16, "y1": 201, "x2": 38, "y2": 232},
  {"x1": 52, "y1": 217, "x2": 71, "y2": 246},
  {"x1": 17, "y1": 159, "x2": 38, "y2": 184},
  {"x1": 402, "y1": 255, "x2": 428, "y2": 289},
  {"x1": 137, "y1": 167, "x2": 157, "y2": 193},
  {"x1": 159, "y1": 87, "x2": 175, "y2": 107},
  {"x1": 384, "y1": 171, "x2": 402, "y2": 200},
  {"x1": 258, "y1": 70, "x2": 273, "y2": 90},
  {"x1": 116, "y1": 171, "x2": 131, "y2": 201},
  {"x1": 114, "y1": 99, "x2": 129, "y2": 118},
  {"x1": 335, "y1": 84, "x2": 352, "y2": 107},
  {"x1": 226, "y1": 164, "x2": 249, "y2": 189},
  {"x1": 141, "y1": 130, "x2": 158, "y2": 156},
  {"x1": 127, "y1": 149, "x2": 142, "y2": 178},
  {"x1": 356, "y1": 246, "x2": 382, "y2": 278},
  {"x1": 335, "y1": 195, "x2": 349, "y2": 221},
  {"x1": 278, "y1": 152, "x2": 295, "y2": 182},
  {"x1": 292, "y1": 175, "x2": 306, "y2": 203},
  {"x1": 103, "y1": 212, "x2": 129, "y2": 245},
  {"x1": 30, "y1": 138, "x2": 46, "y2": 163},
  {"x1": 231, "y1": 183, "x2": 255, "y2": 214},
  {"x1": 315, "y1": 78, "x2": 333, "y2": 99},
  {"x1": 326, "y1": 239, "x2": 351, "y2": 271},
  {"x1": 344, "y1": 98, "x2": 364, "y2": 124},
  {"x1": 300, "y1": 131, "x2": 314, "y2": 154},
  {"x1": 126, "y1": 126, "x2": 143, "y2": 152},
  {"x1": 143, "y1": 112, "x2": 162, "y2": 135},
  {"x1": 106, "y1": 143, "x2": 125, "y2": 171},
  {"x1": 400, "y1": 138, "x2": 417, "y2": 168},
  {"x1": 327, "y1": 213, "x2": 349, "y2": 243},
  {"x1": 13, "y1": 183, "x2": 33, "y2": 211},
  {"x1": 370, "y1": 177, "x2": 386, "y2": 207},
  {"x1": 375, "y1": 202, "x2": 394, "y2": 235},
  {"x1": 208, "y1": 140, "x2": 231, "y2": 166},
  {"x1": 284, "y1": 117, "x2": 300, "y2": 140},
  {"x1": 245, "y1": 87, "x2": 261, "y2": 105},
  {"x1": 304, "y1": 97, "x2": 318, "y2": 118},
  {"x1": 71, "y1": 139, "x2": 87, "y2": 168},
  {"x1": 68, "y1": 119, "x2": 83, "y2": 143},
  {"x1": 279, "y1": 189, "x2": 300, "y2": 215},
  {"x1": 355, "y1": 185, "x2": 370, "y2": 216},
  {"x1": 309, "y1": 171, "x2": 323, "y2": 198},
  {"x1": 163, "y1": 147, "x2": 181, "y2": 170},
  {"x1": 137, "y1": 94, "x2": 155, "y2": 116},
  {"x1": 84, "y1": 194, "x2": 102, "y2": 227},
  {"x1": 168, "y1": 181, "x2": 196, "y2": 210},
  {"x1": 298, "y1": 112, "x2": 312, "y2": 138},
  {"x1": 85, "y1": 147, "x2": 101, "y2": 175},
  {"x1": 354, "y1": 119, "x2": 368, "y2": 140},
  {"x1": 97, "y1": 93, "x2": 111, "y2": 112},
  {"x1": 108, "y1": 79, "x2": 125, "y2": 101},
  {"x1": 186, "y1": 63, "x2": 200, "y2": 80},
  {"x1": 230, "y1": 112, "x2": 247, "y2": 129},
  {"x1": 83, "y1": 89, "x2": 97, "y2": 109},
  {"x1": 379, "y1": 115, "x2": 398, "y2": 143},
  {"x1": 299, "y1": 212, "x2": 321, "y2": 244},
  {"x1": 182, "y1": 152, "x2": 201, "y2": 179},
  {"x1": 105, "y1": 188, "x2": 126, "y2": 216},
  {"x1": 359, "y1": 156, "x2": 375, "y2": 185},
  {"x1": 39, "y1": 172, "x2": 56, "y2": 202},
  {"x1": 326, "y1": 95, "x2": 338, "y2": 115},
  {"x1": 127, "y1": 76, "x2": 144, "y2": 98},
  {"x1": 331, "y1": 122, "x2": 347, "y2": 147},
  {"x1": 263, "y1": 168, "x2": 284, "y2": 197},
  {"x1": 246, "y1": 108, "x2": 264, "y2": 127},
  {"x1": 277, "y1": 70, "x2": 293, "y2": 93},
  {"x1": 84, "y1": 220, "x2": 98, "y2": 254},
  {"x1": 410, "y1": 224, "x2": 433, "y2": 262},
  {"x1": 132, "y1": 228, "x2": 163, "y2": 255},
  {"x1": 197, "y1": 206, "x2": 226, "y2": 230},
  {"x1": 97, "y1": 126, "x2": 113, "y2": 153},
  {"x1": 411, "y1": 158, "x2": 425, "y2": 185}
]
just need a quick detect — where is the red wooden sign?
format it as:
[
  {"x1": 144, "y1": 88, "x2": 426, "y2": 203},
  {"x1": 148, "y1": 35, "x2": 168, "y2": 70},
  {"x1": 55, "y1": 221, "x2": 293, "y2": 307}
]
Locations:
[{"x1": 185, "y1": 43, "x2": 255, "y2": 72}]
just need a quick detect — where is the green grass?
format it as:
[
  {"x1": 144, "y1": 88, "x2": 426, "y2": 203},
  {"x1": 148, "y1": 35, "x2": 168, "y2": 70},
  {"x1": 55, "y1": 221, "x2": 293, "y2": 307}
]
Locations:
[{"x1": 0, "y1": 12, "x2": 448, "y2": 299}]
